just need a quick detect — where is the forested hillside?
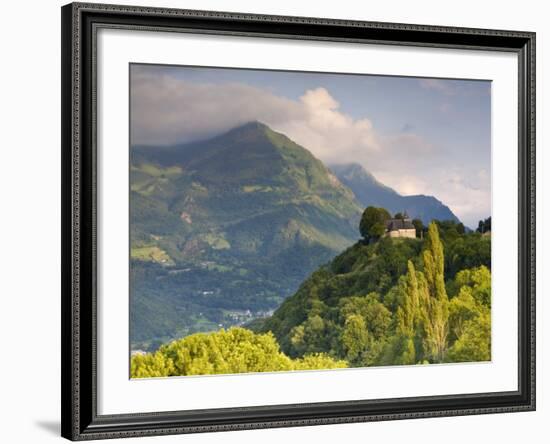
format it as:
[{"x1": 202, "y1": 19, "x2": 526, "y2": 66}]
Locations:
[
  {"x1": 132, "y1": 216, "x2": 491, "y2": 377},
  {"x1": 254, "y1": 220, "x2": 490, "y2": 366}
]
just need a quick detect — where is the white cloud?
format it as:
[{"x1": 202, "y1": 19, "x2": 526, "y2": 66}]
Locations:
[
  {"x1": 374, "y1": 173, "x2": 428, "y2": 196},
  {"x1": 438, "y1": 169, "x2": 491, "y2": 226},
  {"x1": 272, "y1": 87, "x2": 382, "y2": 165},
  {"x1": 130, "y1": 70, "x2": 305, "y2": 145},
  {"x1": 130, "y1": 71, "x2": 424, "y2": 170},
  {"x1": 131, "y1": 70, "x2": 490, "y2": 227}
]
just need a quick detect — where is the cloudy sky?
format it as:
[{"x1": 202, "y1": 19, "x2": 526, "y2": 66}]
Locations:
[{"x1": 130, "y1": 64, "x2": 491, "y2": 228}]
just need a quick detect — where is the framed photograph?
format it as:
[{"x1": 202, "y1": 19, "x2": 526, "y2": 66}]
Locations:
[{"x1": 61, "y1": 2, "x2": 536, "y2": 440}]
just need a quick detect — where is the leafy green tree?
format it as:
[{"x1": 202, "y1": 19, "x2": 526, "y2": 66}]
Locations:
[
  {"x1": 424, "y1": 222, "x2": 445, "y2": 281},
  {"x1": 444, "y1": 233, "x2": 491, "y2": 278},
  {"x1": 452, "y1": 265, "x2": 491, "y2": 307},
  {"x1": 131, "y1": 327, "x2": 347, "y2": 378},
  {"x1": 370, "y1": 222, "x2": 387, "y2": 238},
  {"x1": 383, "y1": 276, "x2": 407, "y2": 312},
  {"x1": 359, "y1": 206, "x2": 391, "y2": 241},
  {"x1": 448, "y1": 286, "x2": 481, "y2": 341},
  {"x1": 339, "y1": 293, "x2": 391, "y2": 339},
  {"x1": 476, "y1": 217, "x2": 492, "y2": 234},
  {"x1": 432, "y1": 220, "x2": 467, "y2": 245},
  {"x1": 412, "y1": 218, "x2": 424, "y2": 238},
  {"x1": 380, "y1": 334, "x2": 416, "y2": 366},
  {"x1": 385, "y1": 262, "x2": 421, "y2": 365},
  {"x1": 419, "y1": 222, "x2": 449, "y2": 363},
  {"x1": 446, "y1": 265, "x2": 491, "y2": 358},
  {"x1": 396, "y1": 261, "x2": 420, "y2": 338},
  {"x1": 337, "y1": 293, "x2": 392, "y2": 365},
  {"x1": 341, "y1": 314, "x2": 369, "y2": 362},
  {"x1": 446, "y1": 311, "x2": 491, "y2": 362},
  {"x1": 288, "y1": 313, "x2": 330, "y2": 356},
  {"x1": 293, "y1": 353, "x2": 348, "y2": 370},
  {"x1": 131, "y1": 351, "x2": 175, "y2": 378}
]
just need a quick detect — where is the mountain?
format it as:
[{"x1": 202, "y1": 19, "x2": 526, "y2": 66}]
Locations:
[
  {"x1": 130, "y1": 122, "x2": 363, "y2": 349},
  {"x1": 330, "y1": 163, "x2": 460, "y2": 225}
]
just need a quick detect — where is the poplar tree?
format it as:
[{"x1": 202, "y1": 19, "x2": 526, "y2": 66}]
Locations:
[
  {"x1": 420, "y1": 222, "x2": 449, "y2": 362},
  {"x1": 396, "y1": 260, "x2": 420, "y2": 338}
]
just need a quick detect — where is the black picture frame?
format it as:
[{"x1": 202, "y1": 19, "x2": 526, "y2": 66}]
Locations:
[{"x1": 61, "y1": 2, "x2": 536, "y2": 440}]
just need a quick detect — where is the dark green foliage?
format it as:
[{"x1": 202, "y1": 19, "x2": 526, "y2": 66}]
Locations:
[
  {"x1": 412, "y1": 218, "x2": 424, "y2": 237},
  {"x1": 424, "y1": 220, "x2": 491, "y2": 279},
  {"x1": 443, "y1": 232, "x2": 491, "y2": 279},
  {"x1": 476, "y1": 217, "x2": 492, "y2": 234},
  {"x1": 359, "y1": 206, "x2": 391, "y2": 240},
  {"x1": 257, "y1": 220, "x2": 491, "y2": 367}
]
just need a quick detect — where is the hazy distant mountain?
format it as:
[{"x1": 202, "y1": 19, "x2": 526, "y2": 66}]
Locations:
[
  {"x1": 130, "y1": 122, "x2": 363, "y2": 348},
  {"x1": 330, "y1": 163, "x2": 460, "y2": 225}
]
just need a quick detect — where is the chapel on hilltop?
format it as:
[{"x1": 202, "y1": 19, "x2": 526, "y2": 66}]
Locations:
[{"x1": 384, "y1": 215, "x2": 416, "y2": 239}]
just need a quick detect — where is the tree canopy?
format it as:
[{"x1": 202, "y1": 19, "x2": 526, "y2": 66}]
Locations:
[
  {"x1": 131, "y1": 327, "x2": 347, "y2": 378},
  {"x1": 359, "y1": 206, "x2": 391, "y2": 241},
  {"x1": 477, "y1": 217, "x2": 491, "y2": 234},
  {"x1": 256, "y1": 220, "x2": 491, "y2": 368}
]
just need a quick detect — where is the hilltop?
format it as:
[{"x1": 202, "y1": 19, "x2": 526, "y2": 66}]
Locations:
[{"x1": 253, "y1": 221, "x2": 491, "y2": 366}]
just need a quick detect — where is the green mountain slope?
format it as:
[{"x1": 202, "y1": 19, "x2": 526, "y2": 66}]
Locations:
[
  {"x1": 254, "y1": 224, "x2": 491, "y2": 366},
  {"x1": 130, "y1": 122, "x2": 363, "y2": 349},
  {"x1": 330, "y1": 163, "x2": 460, "y2": 225}
]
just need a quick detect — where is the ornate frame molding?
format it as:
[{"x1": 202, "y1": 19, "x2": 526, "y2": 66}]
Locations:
[{"x1": 61, "y1": 2, "x2": 535, "y2": 440}]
